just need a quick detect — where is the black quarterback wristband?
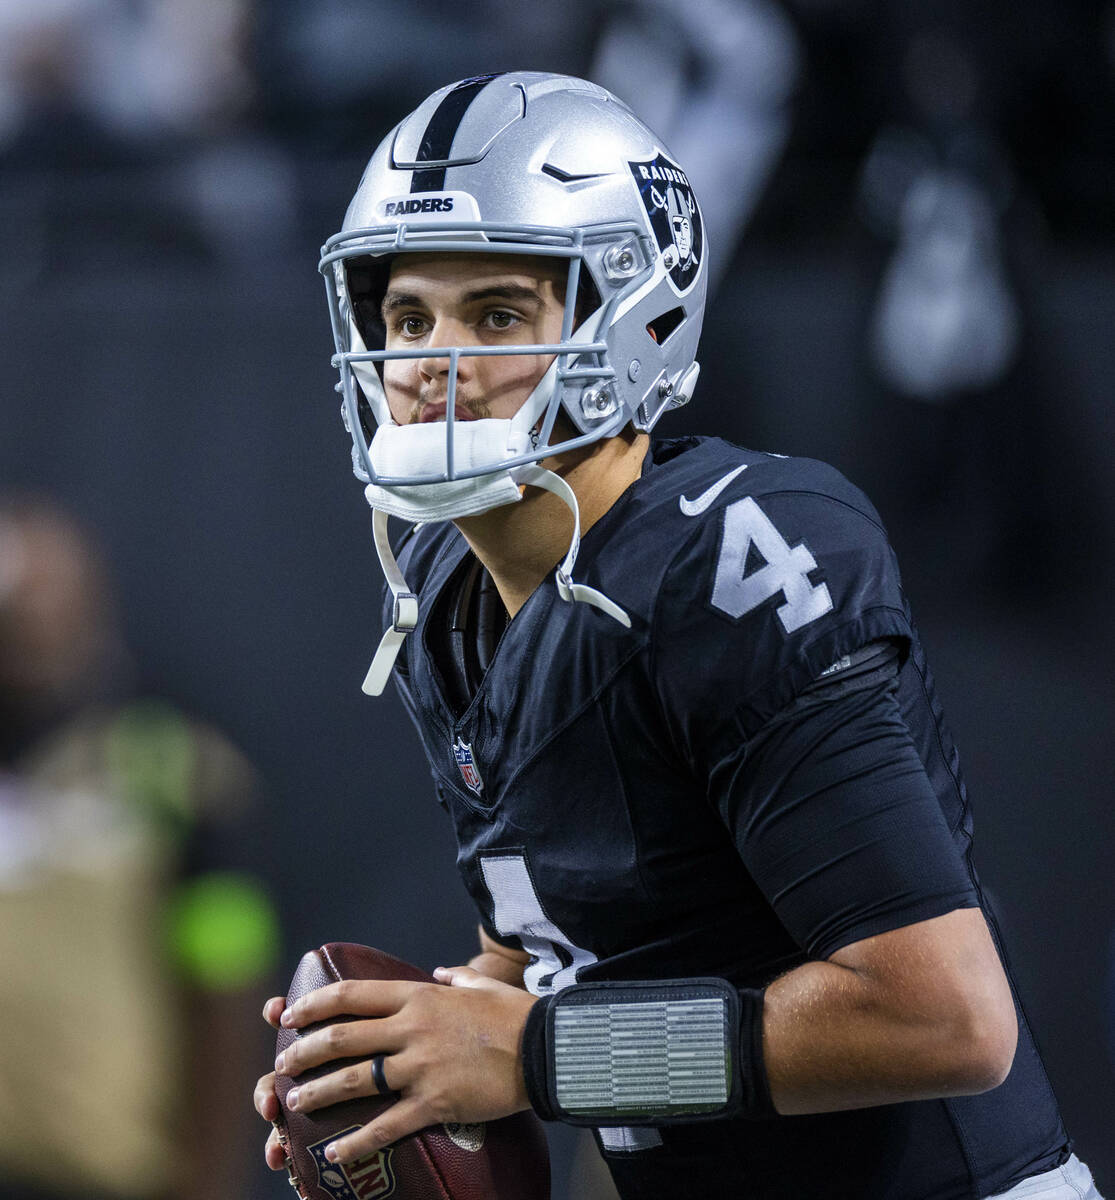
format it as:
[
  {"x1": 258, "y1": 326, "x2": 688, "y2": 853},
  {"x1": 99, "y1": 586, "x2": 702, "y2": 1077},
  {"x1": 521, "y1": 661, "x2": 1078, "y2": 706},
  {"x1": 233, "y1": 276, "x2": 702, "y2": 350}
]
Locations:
[{"x1": 521, "y1": 979, "x2": 775, "y2": 1126}]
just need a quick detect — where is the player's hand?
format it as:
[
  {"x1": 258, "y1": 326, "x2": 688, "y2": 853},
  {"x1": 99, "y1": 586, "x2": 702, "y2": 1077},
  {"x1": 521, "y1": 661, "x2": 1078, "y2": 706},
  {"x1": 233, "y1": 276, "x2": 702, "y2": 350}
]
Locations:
[
  {"x1": 273, "y1": 965, "x2": 538, "y2": 1164},
  {"x1": 255, "y1": 996, "x2": 290, "y2": 1171}
]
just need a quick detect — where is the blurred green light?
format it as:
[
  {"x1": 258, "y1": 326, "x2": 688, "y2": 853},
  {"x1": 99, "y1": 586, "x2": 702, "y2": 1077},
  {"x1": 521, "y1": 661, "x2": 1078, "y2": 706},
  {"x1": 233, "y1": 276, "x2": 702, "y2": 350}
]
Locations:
[{"x1": 167, "y1": 872, "x2": 280, "y2": 991}]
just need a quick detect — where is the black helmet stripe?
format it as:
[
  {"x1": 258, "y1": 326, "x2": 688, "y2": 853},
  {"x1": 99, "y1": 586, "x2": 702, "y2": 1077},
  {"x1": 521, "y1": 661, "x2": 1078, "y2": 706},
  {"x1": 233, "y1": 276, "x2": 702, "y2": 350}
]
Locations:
[{"x1": 410, "y1": 72, "x2": 506, "y2": 193}]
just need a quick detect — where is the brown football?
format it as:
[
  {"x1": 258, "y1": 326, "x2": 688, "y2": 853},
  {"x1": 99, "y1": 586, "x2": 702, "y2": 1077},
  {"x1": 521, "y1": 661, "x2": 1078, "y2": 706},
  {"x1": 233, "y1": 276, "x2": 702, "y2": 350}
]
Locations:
[{"x1": 273, "y1": 943, "x2": 550, "y2": 1200}]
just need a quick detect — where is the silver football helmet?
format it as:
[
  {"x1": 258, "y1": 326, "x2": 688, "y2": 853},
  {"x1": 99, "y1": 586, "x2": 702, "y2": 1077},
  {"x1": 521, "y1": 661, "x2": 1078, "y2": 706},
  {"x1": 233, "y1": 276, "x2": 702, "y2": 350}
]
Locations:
[
  {"x1": 320, "y1": 72, "x2": 708, "y2": 693},
  {"x1": 321, "y1": 71, "x2": 707, "y2": 499}
]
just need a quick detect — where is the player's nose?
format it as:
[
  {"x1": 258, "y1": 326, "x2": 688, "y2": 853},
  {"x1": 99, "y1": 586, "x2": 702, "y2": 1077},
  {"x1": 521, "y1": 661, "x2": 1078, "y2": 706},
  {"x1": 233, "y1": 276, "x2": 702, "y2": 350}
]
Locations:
[{"x1": 417, "y1": 315, "x2": 477, "y2": 384}]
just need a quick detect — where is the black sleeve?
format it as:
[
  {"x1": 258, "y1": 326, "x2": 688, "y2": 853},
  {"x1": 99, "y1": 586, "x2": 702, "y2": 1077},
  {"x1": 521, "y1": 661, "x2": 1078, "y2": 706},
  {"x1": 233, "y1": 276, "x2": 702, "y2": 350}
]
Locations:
[{"x1": 711, "y1": 644, "x2": 980, "y2": 961}]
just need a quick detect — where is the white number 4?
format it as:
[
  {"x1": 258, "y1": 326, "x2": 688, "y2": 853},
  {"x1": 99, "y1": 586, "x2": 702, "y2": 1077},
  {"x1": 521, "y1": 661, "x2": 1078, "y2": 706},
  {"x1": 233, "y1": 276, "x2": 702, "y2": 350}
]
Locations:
[{"x1": 711, "y1": 496, "x2": 833, "y2": 633}]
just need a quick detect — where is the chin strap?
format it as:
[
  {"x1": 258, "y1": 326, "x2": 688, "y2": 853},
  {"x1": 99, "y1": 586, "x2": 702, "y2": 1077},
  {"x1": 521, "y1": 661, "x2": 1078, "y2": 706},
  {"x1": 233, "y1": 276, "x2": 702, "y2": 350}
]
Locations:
[
  {"x1": 512, "y1": 465, "x2": 631, "y2": 629},
  {"x1": 362, "y1": 508, "x2": 418, "y2": 696},
  {"x1": 361, "y1": 468, "x2": 630, "y2": 697}
]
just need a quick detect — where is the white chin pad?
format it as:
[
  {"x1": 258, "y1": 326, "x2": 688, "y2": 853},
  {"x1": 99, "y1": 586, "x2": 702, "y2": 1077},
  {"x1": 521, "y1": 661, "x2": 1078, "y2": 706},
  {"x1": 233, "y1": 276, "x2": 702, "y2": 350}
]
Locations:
[{"x1": 363, "y1": 419, "x2": 531, "y2": 523}]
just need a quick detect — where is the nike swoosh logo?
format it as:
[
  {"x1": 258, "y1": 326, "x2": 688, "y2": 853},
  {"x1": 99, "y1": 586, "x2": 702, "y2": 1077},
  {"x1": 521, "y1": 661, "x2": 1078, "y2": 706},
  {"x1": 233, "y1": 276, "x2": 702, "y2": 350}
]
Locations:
[{"x1": 679, "y1": 464, "x2": 749, "y2": 516}]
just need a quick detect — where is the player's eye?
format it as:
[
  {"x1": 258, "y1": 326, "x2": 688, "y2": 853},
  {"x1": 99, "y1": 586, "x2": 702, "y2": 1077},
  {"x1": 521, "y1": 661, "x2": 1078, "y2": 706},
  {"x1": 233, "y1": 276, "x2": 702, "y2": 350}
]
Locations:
[
  {"x1": 482, "y1": 309, "x2": 520, "y2": 331},
  {"x1": 396, "y1": 315, "x2": 427, "y2": 338}
]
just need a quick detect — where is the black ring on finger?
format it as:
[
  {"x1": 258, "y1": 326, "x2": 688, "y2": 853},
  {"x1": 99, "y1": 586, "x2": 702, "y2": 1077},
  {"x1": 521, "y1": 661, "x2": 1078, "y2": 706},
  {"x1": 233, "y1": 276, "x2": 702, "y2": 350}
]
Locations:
[{"x1": 371, "y1": 1053, "x2": 400, "y2": 1099}]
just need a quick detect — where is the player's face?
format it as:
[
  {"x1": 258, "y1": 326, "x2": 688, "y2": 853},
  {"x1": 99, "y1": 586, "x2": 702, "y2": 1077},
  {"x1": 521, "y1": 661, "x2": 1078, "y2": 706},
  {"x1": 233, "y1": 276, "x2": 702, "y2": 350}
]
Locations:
[{"x1": 380, "y1": 253, "x2": 568, "y2": 426}]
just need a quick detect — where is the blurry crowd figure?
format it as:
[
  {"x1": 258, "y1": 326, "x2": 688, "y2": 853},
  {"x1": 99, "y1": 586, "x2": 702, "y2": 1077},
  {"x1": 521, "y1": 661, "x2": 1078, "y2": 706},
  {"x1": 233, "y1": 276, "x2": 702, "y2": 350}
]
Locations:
[
  {"x1": 0, "y1": 496, "x2": 279, "y2": 1200},
  {"x1": 858, "y1": 24, "x2": 1022, "y2": 402},
  {"x1": 0, "y1": 0, "x2": 799, "y2": 284},
  {"x1": 847, "y1": 2, "x2": 1115, "y2": 597},
  {"x1": 590, "y1": 0, "x2": 800, "y2": 292},
  {"x1": 847, "y1": 14, "x2": 1032, "y2": 593},
  {"x1": 0, "y1": 0, "x2": 254, "y2": 149},
  {"x1": 0, "y1": 0, "x2": 295, "y2": 277},
  {"x1": 864, "y1": 139, "x2": 1020, "y2": 401}
]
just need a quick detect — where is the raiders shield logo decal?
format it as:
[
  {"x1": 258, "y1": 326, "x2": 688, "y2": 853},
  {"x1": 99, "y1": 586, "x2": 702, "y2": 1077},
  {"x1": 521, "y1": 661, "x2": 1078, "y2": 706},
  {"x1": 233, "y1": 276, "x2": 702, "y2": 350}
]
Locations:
[
  {"x1": 453, "y1": 737, "x2": 484, "y2": 795},
  {"x1": 628, "y1": 152, "x2": 703, "y2": 293}
]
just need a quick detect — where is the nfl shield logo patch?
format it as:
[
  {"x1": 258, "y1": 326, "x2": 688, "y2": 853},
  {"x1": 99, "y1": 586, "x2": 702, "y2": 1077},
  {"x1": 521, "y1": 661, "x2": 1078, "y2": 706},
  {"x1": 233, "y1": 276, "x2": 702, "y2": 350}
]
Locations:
[
  {"x1": 308, "y1": 1129, "x2": 396, "y2": 1199},
  {"x1": 453, "y1": 737, "x2": 484, "y2": 795}
]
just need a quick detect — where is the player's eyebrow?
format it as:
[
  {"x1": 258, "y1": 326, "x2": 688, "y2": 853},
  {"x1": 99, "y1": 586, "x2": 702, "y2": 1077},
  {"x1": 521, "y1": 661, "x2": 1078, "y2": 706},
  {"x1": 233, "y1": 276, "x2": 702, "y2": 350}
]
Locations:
[
  {"x1": 380, "y1": 291, "x2": 424, "y2": 320},
  {"x1": 381, "y1": 283, "x2": 544, "y2": 322},
  {"x1": 459, "y1": 284, "x2": 543, "y2": 307}
]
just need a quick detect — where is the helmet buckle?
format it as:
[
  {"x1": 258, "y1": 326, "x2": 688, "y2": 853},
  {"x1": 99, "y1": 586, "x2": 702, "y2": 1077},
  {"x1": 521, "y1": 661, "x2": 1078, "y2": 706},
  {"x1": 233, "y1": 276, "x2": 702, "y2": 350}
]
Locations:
[{"x1": 392, "y1": 592, "x2": 419, "y2": 633}]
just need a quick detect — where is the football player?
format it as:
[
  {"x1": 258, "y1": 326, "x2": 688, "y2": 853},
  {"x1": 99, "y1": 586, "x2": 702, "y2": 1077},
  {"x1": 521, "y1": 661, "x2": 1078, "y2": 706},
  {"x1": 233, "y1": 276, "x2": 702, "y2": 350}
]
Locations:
[{"x1": 254, "y1": 73, "x2": 1101, "y2": 1199}]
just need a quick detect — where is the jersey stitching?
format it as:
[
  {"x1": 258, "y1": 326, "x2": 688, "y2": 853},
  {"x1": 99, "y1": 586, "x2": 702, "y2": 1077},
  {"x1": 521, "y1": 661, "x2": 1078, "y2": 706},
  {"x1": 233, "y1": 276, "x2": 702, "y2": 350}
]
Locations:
[
  {"x1": 961, "y1": 850, "x2": 1069, "y2": 1155},
  {"x1": 598, "y1": 698, "x2": 653, "y2": 904},
  {"x1": 499, "y1": 642, "x2": 646, "y2": 799},
  {"x1": 905, "y1": 650, "x2": 970, "y2": 837},
  {"x1": 941, "y1": 1097, "x2": 982, "y2": 1199},
  {"x1": 648, "y1": 517, "x2": 710, "y2": 771},
  {"x1": 728, "y1": 604, "x2": 912, "y2": 733},
  {"x1": 754, "y1": 487, "x2": 892, "y2": 536}
]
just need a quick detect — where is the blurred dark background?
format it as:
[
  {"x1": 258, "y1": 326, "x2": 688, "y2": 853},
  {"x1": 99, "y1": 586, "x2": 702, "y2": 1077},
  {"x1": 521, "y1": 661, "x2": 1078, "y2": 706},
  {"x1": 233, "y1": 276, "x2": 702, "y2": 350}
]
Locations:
[{"x1": 1, "y1": 0, "x2": 1112, "y2": 1195}]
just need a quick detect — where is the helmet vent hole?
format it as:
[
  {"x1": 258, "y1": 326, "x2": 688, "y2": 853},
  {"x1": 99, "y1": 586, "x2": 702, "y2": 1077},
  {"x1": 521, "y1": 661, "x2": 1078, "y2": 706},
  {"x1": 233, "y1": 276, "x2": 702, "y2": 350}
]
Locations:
[{"x1": 646, "y1": 307, "x2": 685, "y2": 346}]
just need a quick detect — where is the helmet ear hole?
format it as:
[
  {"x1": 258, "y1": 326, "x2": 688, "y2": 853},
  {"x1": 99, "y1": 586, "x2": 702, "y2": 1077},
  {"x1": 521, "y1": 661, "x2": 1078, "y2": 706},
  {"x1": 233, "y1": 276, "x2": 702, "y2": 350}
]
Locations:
[{"x1": 646, "y1": 307, "x2": 685, "y2": 346}]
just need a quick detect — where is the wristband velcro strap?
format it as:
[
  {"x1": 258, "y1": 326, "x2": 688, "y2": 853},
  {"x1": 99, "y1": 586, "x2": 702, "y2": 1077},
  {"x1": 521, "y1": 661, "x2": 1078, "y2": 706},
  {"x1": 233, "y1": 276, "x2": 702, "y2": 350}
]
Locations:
[{"x1": 521, "y1": 979, "x2": 773, "y2": 1126}]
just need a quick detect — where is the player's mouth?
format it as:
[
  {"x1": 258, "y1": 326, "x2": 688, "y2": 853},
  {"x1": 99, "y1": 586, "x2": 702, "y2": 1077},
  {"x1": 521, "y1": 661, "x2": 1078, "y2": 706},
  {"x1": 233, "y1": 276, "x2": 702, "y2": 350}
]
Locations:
[{"x1": 419, "y1": 401, "x2": 479, "y2": 423}]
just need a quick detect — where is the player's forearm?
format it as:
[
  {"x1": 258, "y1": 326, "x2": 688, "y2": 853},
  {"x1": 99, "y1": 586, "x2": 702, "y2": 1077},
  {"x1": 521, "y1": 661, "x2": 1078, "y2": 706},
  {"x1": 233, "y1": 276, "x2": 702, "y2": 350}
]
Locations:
[
  {"x1": 520, "y1": 915, "x2": 1015, "y2": 1126},
  {"x1": 762, "y1": 951, "x2": 1017, "y2": 1115}
]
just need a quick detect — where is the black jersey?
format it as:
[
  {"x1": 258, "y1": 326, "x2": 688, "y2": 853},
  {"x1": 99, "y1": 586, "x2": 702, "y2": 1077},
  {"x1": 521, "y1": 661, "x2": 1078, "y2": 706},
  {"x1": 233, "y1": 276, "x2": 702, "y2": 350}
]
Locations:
[{"x1": 386, "y1": 436, "x2": 1069, "y2": 1199}]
